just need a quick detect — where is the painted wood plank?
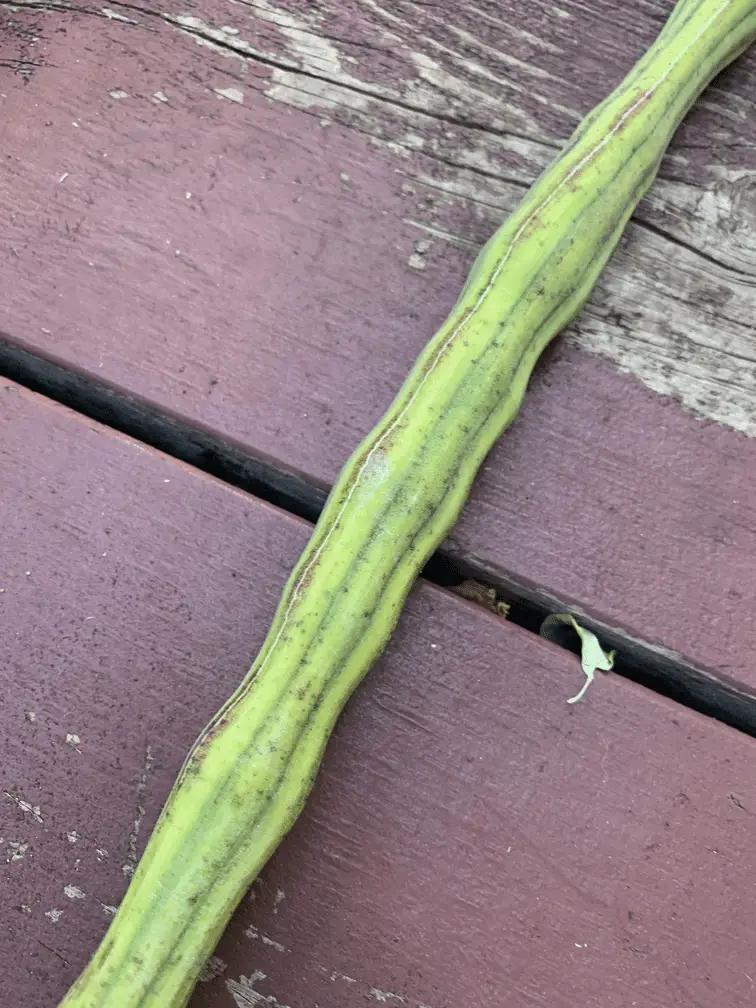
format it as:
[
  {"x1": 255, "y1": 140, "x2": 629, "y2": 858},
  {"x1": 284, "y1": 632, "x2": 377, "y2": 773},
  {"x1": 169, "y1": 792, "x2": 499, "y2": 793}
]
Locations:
[
  {"x1": 3, "y1": 377, "x2": 756, "y2": 1007},
  {"x1": 1, "y1": 2, "x2": 756, "y2": 689}
]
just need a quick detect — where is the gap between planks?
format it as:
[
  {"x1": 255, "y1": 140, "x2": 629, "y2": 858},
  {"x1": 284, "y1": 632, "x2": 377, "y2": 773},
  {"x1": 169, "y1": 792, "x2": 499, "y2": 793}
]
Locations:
[{"x1": 3, "y1": 332, "x2": 756, "y2": 738}]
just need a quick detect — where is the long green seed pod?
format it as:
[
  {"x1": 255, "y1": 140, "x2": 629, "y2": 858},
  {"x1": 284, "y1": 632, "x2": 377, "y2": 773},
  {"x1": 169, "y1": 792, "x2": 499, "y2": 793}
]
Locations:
[{"x1": 60, "y1": 2, "x2": 756, "y2": 1004}]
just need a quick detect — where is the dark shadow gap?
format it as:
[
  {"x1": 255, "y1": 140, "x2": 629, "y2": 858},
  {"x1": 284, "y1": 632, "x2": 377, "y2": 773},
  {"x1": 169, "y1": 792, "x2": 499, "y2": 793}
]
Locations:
[
  {"x1": 3, "y1": 334, "x2": 756, "y2": 740},
  {"x1": 0, "y1": 336, "x2": 328, "y2": 523}
]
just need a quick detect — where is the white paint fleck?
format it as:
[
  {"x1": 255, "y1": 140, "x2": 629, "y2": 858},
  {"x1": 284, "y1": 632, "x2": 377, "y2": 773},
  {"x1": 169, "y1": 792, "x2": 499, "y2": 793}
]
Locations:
[
  {"x1": 96, "y1": 848, "x2": 109, "y2": 859},
  {"x1": 58, "y1": 172, "x2": 68, "y2": 183},
  {"x1": 244, "y1": 926, "x2": 286, "y2": 952},
  {"x1": 20, "y1": 905, "x2": 31, "y2": 914},
  {"x1": 64, "y1": 884, "x2": 86, "y2": 900},
  {"x1": 407, "y1": 252, "x2": 426, "y2": 271},
  {"x1": 100, "y1": 7, "x2": 135, "y2": 23},
  {"x1": 108, "y1": 88, "x2": 130, "y2": 100},
  {"x1": 273, "y1": 888, "x2": 285, "y2": 912},
  {"x1": 6, "y1": 841, "x2": 28, "y2": 862},
  {"x1": 65, "y1": 733, "x2": 81, "y2": 747},
  {"x1": 318, "y1": 966, "x2": 356, "y2": 984},
  {"x1": 101, "y1": 903, "x2": 118, "y2": 917},
  {"x1": 214, "y1": 87, "x2": 245, "y2": 104},
  {"x1": 65, "y1": 831, "x2": 79, "y2": 844},
  {"x1": 24, "y1": 711, "x2": 36, "y2": 723},
  {"x1": 152, "y1": 91, "x2": 169, "y2": 104},
  {"x1": 44, "y1": 909, "x2": 63, "y2": 922},
  {"x1": 370, "y1": 990, "x2": 406, "y2": 1003}
]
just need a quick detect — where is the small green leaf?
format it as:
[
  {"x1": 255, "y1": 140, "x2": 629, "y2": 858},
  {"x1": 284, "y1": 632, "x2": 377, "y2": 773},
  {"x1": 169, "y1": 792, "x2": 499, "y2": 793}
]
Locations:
[{"x1": 540, "y1": 614, "x2": 615, "y2": 703}]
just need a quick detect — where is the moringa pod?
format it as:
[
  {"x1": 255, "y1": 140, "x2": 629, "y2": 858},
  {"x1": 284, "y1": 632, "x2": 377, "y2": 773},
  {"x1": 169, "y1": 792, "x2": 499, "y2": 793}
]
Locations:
[{"x1": 60, "y1": 1, "x2": 756, "y2": 1004}]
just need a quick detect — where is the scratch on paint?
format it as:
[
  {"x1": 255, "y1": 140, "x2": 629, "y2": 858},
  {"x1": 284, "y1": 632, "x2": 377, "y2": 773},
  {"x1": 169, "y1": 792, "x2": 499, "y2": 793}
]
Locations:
[
  {"x1": 4, "y1": 791, "x2": 43, "y2": 824},
  {"x1": 122, "y1": 745, "x2": 154, "y2": 877},
  {"x1": 318, "y1": 965, "x2": 357, "y2": 984}
]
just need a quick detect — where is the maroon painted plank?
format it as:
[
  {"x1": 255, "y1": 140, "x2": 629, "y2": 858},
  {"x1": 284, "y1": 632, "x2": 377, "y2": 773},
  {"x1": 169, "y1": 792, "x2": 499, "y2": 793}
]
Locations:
[
  {"x1": 3, "y1": 377, "x2": 756, "y2": 1007},
  {"x1": 1, "y1": 4, "x2": 756, "y2": 695}
]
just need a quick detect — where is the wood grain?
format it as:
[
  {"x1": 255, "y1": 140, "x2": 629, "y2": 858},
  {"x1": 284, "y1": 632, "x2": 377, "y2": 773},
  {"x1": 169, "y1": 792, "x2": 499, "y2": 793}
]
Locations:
[
  {"x1": 3, "y1": 377, "x2": 756, "y2": 1007},
  {"x1": 1, "y1": 2, "x2": 756, "y2": 690}
]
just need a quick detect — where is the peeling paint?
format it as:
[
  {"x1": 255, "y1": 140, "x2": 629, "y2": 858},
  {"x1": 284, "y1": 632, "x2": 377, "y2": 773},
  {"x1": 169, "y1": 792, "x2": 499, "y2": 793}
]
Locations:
[
  {"x1": 370, "y1": 990, "x2": 406, "y2": 1004},
  {"x1": 214, "y1": 86, "x2": 245, "y2": 104},
  {"x1": 245, "y1": 926, "x2": 287, "y2": 952},
  {"x1": 44, "y1": 909, "x2": 63, "y2": 923},
  {"x1": 227, "y1": 970, "x2": 290, "y2": 1007},
  {"x1": 63, "y1": 884, "x2": 86, "y2": 899},
  {"x1": 159, "y1": 0, "x2": 756, "y2": 435},
  {"x1": 318, "y1": 965, "x2": 357, "y2": 984},
  {"x1": 4, "y1": 791, "x2": 43, "y2": 824},
  {"x1": 6, "y1": 841, "x2": 28, "y2": 862},
  {"x1": 407, "y1": 237, "x2": 432, "y2": 270},
  {"x1": 100, "y1": 7, "x2": 136, "y2": 24}
]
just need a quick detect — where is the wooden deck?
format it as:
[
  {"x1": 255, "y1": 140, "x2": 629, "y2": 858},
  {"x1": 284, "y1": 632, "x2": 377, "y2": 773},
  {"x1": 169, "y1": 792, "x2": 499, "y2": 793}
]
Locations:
[{"x1": 2, "y1": 1, "x2": 756, "y2": 1005}]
